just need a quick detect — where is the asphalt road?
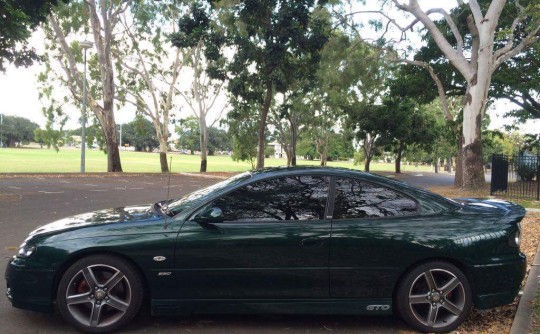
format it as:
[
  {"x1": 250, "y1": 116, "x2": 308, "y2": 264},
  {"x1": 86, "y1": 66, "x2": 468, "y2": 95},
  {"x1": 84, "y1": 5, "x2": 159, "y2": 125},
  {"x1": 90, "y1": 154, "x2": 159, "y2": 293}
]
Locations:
[{"x1": 0, "y1": 172, "x2": 458, "y2": 333}]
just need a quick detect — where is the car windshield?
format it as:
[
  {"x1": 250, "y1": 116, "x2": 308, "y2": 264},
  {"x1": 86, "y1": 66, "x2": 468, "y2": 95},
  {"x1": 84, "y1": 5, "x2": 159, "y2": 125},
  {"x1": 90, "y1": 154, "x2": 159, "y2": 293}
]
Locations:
[{"x1": 163, "y1": 172, "x2": 252, "y2": 216}]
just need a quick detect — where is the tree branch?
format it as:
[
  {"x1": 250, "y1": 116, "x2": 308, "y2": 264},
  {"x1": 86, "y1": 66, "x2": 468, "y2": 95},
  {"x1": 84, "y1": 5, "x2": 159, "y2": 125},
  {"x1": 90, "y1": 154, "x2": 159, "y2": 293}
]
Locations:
[
  {"x1": 467, "y1": 0, "x2": 484, "y2": 27},
  {"x1": 393, "y1": 0, "x2": 474, "y2": 81},
  {"x1": 397, "y1": 59, "x2": 452, "y2": 121}
]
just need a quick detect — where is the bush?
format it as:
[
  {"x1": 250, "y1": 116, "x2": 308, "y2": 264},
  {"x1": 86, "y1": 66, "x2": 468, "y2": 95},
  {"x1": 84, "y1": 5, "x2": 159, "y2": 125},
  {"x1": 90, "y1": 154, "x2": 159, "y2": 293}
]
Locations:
[
  {"x1": 353, "y1": 151, "x2": 365, "y2": 166},
  {"x1": 516, "y1": 162, "x2": 536, "y2": 181}
]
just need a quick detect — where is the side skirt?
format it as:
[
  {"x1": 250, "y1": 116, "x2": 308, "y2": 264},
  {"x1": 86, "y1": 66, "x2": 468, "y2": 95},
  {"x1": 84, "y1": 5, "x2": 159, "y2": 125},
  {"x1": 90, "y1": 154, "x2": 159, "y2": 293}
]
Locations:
[{"x1": 151, "y1": 299, "x2": 393, "y2": 316}]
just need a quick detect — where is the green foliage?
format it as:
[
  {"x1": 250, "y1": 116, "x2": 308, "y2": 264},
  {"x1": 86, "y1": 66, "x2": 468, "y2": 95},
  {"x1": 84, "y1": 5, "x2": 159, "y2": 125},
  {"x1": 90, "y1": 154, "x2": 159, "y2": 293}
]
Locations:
[
  {"x1": 197, "y1": 0, "x2": 332, "y2": 167},
  {"x1": 66, "y1": 124, "x2": 106, "y2": 151},
  {"x1": 389, "y1": 0, "x2": 540, "y2": 122},
  {"x1": 303, "y1": 32, "x2": 387, "y2": 165},
  {"x1": 175, "y1": 116, "x2": 200, "y2": 154},
  {"x1": 327, "y1": 131, "x2": 355, "y2": 160},
  {"x1": 0, "y1": 115, "x2": 39, "y2": 147},
  {"x1": 121, "y1": 117, "x2": 159, "y2": 152},
  {"x1": 0, "y1": 0, "x2": 65, "y2": 71},
  {"x1": 516, "y1": 160, "x2": 536, "y2": 181},
  {"x1": 296, "y1": 137, "x2": 317, "y2": 160},
  {"x1": 207, "y1": 127, "x2": 232, "y2": 154},
  {"x1": 522, "y1": 133, "x2": 540, "y2": 154},
  {"x1": 175, "y1": 116, "x2": 232, "y2": 154},
  {"x1": 228, "y1": 109, "x2": 259, "y2": 168},
  {"x1": 34, "y1": 127, "x2": 62, "y2": 152},
  {"x1": 264, "y1": 145, "x2": 275, "y2": 158},
  {"x1": 353, "y1": 150, "x2": 365, "y2": 166}
]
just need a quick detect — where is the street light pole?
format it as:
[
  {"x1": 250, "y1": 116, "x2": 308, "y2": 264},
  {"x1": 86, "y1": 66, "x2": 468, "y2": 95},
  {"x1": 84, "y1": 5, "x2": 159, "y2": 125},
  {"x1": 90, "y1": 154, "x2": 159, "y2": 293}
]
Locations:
[
  {"x1": 0, "y1": 113, "x2": 3, "y2": 149},
  {"x1": 80, "y1": 40, "x2": 93, "y2": 173}
]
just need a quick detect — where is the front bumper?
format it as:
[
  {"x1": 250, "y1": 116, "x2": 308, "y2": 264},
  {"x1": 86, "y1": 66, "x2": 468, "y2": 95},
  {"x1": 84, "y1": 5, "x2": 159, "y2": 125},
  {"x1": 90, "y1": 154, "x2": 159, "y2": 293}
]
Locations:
[
  {"x1": 5, "y1": 257, "x2": 56, "y2": 313},
  {"x1": 470, "y1": 252, "x2": 526, "y2": 309}
]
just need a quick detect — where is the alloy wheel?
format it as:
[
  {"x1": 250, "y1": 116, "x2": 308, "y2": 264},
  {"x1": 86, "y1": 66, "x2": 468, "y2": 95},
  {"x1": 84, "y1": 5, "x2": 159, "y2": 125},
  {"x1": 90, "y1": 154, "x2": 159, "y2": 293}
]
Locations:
[
  {"x1": 408, "y1": 268, "x2": 466, "y2": 329},
  {"x1": 65, "y1": 264, "x2": 132, "y2": 328}
]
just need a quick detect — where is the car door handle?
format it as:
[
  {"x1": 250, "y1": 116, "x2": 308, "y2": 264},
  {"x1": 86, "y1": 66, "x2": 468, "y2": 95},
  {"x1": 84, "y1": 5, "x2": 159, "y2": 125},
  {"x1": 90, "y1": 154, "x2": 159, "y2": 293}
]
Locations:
[{"x1": 301, "y1": 237, "x2": 323, "y2": 248}]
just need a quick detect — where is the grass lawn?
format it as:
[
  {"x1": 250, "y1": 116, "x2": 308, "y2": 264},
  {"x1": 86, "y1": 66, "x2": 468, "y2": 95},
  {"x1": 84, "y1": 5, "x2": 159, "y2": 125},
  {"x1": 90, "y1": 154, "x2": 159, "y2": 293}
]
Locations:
[{"x1": 0, "y1": 148, "x2": 434, "y2": 173}]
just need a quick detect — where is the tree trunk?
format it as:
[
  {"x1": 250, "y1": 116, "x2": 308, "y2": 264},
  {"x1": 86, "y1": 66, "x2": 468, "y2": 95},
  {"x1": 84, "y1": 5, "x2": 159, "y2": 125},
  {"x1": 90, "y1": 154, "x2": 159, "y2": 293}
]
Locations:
[
  {"x1": 290, "y1": 128, "x2": 297, "y2": 167},
  {"x1": 104, "y1": 133, "x2": 122, "y2": 172},
  {"x1": 320, "y1": 146, "x2": 328, "y2": 166},
  {"x1": 159, "y1": 139, "x2": 169, "y2": 173},
  {"x1": 395, "y1": 142, "x2": 404, "y2": 173},
  {"x1": 160, "y1": 152, "x2": 168, "y2": 173},
  {"x1": 364, "y1": 157, "x2": 371, "y2": 172},
  {"x1": 454, "y1": 134, "x2": 464, "y2": 187},
  {"x1": 461, "y1": 76, "x2": 487, "y2": 188},
  {"x1": 434, "y1": 157, "x2": 439, "y2": 173},
  {"x1": 256, "y1": 81, "x2": 273, "y2": 169},
  {"x1": 88, "y1": 0, "x2": 122, "y2": 173},
  {"x1": 199, "y1": 116, "x2": 208, "y2": 172},
  {"x1": 363, "y1": 136, "x2": 373, "y2": 172},
  {"x1": 447, "y1": 156, "x2": 452, "y2": 174},
  {"x1": 100, "y1": 115, "x2": 123, "y2": 172},
  {"x1": 285, "y1": 145, "x2": 293, "y2": 166}
]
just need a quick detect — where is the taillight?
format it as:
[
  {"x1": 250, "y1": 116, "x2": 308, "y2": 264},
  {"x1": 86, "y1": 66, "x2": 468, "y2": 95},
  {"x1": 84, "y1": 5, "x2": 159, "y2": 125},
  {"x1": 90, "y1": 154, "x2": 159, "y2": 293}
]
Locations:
[{"x1": 507, "y1": 224, "x2": 521, "y2": 248}]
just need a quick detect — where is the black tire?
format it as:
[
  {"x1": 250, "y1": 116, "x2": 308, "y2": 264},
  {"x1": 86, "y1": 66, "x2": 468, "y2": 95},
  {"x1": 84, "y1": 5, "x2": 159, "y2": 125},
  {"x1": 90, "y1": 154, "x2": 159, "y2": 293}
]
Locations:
[
  {"x1": 395, "y1": 261, "x2": 472, "y2": 333},
  {"x1": 57, "y1": 255, "x2": 144, "y2": 334}
]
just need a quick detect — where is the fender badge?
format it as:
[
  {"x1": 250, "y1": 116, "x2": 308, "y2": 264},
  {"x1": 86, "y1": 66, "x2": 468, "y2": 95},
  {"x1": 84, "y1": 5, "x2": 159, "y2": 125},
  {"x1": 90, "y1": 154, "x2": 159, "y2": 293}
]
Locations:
[
  {"x1": 153, "y1": 256, "x2": 166, "y2": 262},
  {"x1": 158, "y1": 272, "x2": 172, "y2": 276}
]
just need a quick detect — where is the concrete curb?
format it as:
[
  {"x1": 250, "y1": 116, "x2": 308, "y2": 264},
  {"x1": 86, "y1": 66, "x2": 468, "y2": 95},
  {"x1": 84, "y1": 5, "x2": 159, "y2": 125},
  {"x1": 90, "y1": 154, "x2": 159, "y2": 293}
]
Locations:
[
  {"x1": 510, "y1": 222, "x2": 540, "y2": 334},
  {"x1": 0, "y1": 172, "x2": 229, "y2": 180},
  {"x1": 526, "y1": 208, "x2": 540, "y2": 213},
  {"x1": 175, "y1": 172, "x2": 227, "y2": 180}
]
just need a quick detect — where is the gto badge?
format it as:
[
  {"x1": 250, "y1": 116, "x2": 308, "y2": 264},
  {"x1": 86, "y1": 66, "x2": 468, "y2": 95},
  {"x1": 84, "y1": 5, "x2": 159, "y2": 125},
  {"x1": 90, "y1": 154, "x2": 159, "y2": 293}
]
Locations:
[
  {"x1": 367, "y1": 305, "x2": 390, "y2": 311},
  {"x1": 153, "y1": 256, "x2": 166, "y2": 262},
  {"x1": 158, "y1": 272, "x2": 172, "y2": 276}
]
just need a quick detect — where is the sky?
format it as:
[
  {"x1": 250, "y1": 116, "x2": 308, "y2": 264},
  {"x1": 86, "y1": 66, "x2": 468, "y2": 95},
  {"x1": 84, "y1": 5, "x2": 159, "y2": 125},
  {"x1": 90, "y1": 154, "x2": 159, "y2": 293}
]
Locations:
[{"x1": 0, "y1": 1, "x2": 539, "y2": 136}]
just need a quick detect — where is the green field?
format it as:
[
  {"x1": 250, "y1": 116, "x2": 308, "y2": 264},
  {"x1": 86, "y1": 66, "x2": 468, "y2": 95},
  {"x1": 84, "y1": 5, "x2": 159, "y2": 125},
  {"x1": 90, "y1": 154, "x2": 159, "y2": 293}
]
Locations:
[{"x1": 0, "y1": 148, "x2": 433, "y2": 173}]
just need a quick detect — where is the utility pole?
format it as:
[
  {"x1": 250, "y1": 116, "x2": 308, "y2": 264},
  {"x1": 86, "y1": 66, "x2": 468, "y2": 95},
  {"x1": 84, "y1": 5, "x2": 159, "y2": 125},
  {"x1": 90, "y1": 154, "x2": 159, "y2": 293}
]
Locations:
[{"x1": 80, "y1": 40, "x2": 93, "y2": 172}]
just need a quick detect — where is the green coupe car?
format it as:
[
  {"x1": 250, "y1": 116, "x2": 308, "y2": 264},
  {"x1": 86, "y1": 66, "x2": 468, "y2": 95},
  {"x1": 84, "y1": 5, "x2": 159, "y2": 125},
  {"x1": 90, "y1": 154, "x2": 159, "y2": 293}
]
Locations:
[{"x1": 5, "y1": 167, "x2": 526, "y2": 333}]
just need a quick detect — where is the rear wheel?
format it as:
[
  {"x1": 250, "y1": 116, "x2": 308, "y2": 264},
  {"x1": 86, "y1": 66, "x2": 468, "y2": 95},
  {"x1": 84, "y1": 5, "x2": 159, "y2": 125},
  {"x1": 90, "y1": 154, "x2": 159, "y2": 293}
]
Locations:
[
  {"x1": 57, "y1": 255, "x2": 143, "y2": 333},
  {"x1": 396, "y1": 261, "x2": 472, "y2": 333}
]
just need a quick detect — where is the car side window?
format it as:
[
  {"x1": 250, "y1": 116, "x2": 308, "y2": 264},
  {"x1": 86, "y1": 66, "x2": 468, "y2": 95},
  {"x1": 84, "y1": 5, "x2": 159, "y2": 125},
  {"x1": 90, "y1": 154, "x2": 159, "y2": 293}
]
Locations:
[
  {"x1": 333, "y1": 178, "x2": 418, "y2": 219},
  {"x1": 210, "y1": 175, "x2": 330, "y2": 222}
]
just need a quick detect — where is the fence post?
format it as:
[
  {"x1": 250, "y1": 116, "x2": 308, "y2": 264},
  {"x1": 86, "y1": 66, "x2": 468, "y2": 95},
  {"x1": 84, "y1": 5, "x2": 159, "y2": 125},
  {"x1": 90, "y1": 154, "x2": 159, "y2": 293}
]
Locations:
[{"x1": 490, "y1": 154, "x2": 495, "y2": 196}]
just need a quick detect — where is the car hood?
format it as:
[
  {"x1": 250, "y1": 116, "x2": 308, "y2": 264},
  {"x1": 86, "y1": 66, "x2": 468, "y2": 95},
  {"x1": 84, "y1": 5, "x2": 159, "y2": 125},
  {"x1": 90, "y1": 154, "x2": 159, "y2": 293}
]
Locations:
[{"x1": 28, "y1": 204, "x2": 161, "y2": 238}]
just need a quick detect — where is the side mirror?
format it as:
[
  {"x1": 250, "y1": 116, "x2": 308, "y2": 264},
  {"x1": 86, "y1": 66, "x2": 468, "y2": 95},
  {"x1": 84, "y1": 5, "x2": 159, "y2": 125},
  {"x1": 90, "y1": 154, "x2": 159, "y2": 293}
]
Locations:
[{"x1": 194, "y1": 206, "x2": 224, "y2": 223}]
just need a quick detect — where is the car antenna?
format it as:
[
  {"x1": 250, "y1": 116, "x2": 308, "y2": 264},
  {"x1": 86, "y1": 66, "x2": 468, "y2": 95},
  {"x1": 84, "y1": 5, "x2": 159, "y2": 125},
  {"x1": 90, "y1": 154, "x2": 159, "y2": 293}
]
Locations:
[{"x1": 163, "y1": 156, "x2": 173, "y2": 230}]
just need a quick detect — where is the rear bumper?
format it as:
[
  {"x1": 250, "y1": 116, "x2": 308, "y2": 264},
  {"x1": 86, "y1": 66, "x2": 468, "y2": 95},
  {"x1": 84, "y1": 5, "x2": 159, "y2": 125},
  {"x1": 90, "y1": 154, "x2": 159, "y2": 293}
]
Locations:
[
  {"x1": 5, "y1": 258, "x2": 56, "y2": 313},
  {"x1": 470, "y1": 252, "x2": 526, "y2": 309}
]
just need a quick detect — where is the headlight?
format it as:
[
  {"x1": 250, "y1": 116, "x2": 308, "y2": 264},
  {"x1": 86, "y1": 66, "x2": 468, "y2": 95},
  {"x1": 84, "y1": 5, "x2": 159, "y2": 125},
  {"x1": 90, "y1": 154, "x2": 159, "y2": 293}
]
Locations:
[{"x1": 18, "y1": 242, "x2": 36, "y2": 257}]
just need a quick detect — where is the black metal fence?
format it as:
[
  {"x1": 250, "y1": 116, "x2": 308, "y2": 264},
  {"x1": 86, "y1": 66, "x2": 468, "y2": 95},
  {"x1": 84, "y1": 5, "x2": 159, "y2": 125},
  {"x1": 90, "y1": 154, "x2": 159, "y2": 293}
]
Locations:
[{"x1": 490, "y1": 154, "x2": 540, "y2": 200}]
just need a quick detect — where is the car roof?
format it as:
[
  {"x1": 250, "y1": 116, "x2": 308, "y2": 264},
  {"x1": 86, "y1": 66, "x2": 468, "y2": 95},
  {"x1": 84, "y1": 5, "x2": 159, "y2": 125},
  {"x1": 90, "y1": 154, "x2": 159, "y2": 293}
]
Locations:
[{"x1": 248, "y1": 166, "x2": 396, "y2": 185}]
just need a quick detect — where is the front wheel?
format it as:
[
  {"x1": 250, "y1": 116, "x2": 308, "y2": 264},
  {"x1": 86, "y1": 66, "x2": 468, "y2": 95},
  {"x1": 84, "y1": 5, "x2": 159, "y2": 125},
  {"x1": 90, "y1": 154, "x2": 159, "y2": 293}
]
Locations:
[
  {"x1": 395, "y1": 261, "x2": 472, "y2": 333},
  {"x1": 57, "y1": 255, "x2": 143, "y2": 333}
]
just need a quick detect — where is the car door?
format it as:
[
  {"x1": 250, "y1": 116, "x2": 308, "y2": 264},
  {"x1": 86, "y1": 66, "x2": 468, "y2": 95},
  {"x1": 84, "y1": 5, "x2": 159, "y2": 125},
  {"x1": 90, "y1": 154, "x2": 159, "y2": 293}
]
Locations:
[
  {"x1": 174, "y1": 174, "x2": 331, "y2": 299},
  {"x1": 329, "y1": 177, "x2": 420, "y2": 298}
]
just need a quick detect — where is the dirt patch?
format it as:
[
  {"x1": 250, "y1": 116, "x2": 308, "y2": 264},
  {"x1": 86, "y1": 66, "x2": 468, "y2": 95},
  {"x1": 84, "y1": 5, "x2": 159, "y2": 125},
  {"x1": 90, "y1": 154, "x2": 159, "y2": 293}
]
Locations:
[{"x1": 0, "y1": 192, "x2": 21, "y2": 203}]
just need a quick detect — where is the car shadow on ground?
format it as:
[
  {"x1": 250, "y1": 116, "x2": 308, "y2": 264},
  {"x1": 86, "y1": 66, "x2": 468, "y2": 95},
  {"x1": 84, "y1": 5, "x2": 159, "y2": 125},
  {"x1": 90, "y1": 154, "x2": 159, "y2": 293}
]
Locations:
[
  {"x1": 13, "y1": 309, "x2": 406, "y2": 333},
  {"x1": 126, "y1": 313, "x2": 407, "y2": 334}
]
